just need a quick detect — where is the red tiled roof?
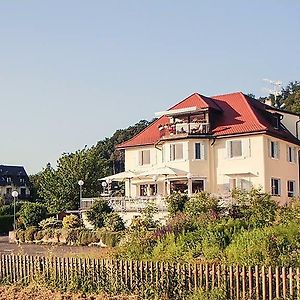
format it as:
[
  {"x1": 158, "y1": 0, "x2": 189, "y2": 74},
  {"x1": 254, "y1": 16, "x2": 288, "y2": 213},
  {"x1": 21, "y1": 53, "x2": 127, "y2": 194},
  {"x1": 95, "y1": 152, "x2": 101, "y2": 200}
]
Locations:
[{"x1": 117, "y1": 92, "x2": 300, "y2": 148}]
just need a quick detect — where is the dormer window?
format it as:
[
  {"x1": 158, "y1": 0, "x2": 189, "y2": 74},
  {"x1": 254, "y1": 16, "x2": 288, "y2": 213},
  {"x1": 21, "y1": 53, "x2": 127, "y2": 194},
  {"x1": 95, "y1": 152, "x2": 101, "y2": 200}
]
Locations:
[{"x1": 6, "y1": 177, "x2": 12, "y2": 184}]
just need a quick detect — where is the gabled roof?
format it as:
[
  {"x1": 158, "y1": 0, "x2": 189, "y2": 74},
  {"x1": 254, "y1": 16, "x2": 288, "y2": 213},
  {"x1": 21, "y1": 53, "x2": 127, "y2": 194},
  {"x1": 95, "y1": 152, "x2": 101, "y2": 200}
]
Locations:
[{"x1": 117, "y1": 92, "x2": 300, "y2": 148}]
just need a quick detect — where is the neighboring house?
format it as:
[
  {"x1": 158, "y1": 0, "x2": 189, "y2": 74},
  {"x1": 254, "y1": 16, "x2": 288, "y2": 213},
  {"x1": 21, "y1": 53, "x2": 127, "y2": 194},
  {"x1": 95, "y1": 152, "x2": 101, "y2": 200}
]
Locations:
[
  {"x1": 0, "y1": 165, "x2": 31, "y2": 202},
  {"x1": 115, "y1": 92, "x2": 300, "y2": 205}
]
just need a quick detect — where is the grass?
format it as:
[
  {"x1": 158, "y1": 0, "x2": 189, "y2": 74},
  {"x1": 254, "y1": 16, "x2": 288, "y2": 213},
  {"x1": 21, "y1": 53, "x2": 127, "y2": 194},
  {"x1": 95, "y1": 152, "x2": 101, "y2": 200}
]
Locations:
[{"x1": 0, "y1": 284, "x2": 137, "y2": 300}]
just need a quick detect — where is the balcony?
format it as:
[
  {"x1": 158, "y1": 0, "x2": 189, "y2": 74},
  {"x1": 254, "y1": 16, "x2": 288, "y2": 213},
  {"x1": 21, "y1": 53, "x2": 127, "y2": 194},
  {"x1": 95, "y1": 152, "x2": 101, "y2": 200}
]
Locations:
[
  {"x1": 81, "y1": 196, "x2": 167, "y2": 213},
  {"x1": 158, "y1": 122, "x2": 210, "y2": 139}
]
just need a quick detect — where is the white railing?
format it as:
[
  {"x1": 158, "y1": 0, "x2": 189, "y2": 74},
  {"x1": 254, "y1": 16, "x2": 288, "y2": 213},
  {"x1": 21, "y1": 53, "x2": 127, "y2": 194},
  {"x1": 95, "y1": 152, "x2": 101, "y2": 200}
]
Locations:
[{"x1": 81, "y1": 196, "x2": 167, "y2": 213}]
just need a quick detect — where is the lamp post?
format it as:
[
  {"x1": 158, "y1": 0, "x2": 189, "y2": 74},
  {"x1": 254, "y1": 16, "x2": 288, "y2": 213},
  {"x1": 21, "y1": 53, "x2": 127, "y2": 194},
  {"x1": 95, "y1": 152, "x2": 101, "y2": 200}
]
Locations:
[
  {"x1": 152, "y1": 175, "x2": 158, "y2": 195},
  {"x1": 101, "y1": 181, "x2": 107, "y2": 193},
  {"x1": 12, "y1": 190, "x2": 18, "y2": 230},
  {"x1": 78, "y1": 180, "x2": 84, "y2": 210}
]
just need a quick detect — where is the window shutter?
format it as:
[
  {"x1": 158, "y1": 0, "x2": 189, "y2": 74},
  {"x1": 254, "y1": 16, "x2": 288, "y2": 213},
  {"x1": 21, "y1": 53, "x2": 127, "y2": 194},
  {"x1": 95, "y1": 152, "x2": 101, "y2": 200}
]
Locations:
[
  {"x1": 201, "y1": 143, "x2": 206, "y2": 160},
  {"x1": 278, "y1": 179, "x2": 281, "y2": 195},
  {"x1": 294, "y1": 147, "x2": 297, "y2": 163},
  {"x1": 286, "y1": 145, "x2": 289, "y2": 162},
  {"x1": 225, "y1": 141, "x2": 231, "y2": 159},
  {"x1": 138, "y1": 151, "x2": 142, "y2": 166},
  {"x1": 242, "y1": 139, "x2": 251, "y2": 158},
  {"x1": 276, "y1": 142, "x2": 280, "y2": 159},
  {"x1": 267, "y1": 139, "x2": 271, "y2": 157}
]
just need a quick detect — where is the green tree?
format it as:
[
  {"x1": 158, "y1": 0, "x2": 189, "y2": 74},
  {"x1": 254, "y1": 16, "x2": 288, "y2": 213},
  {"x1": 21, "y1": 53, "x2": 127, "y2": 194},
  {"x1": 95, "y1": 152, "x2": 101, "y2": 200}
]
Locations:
[
  {"x1": 31, "y1": 119, "x2": 152, "y2": 212},
  {"x1": 86, "y1": 198, "x2": 113, "y2": 228},
  {"x1": 19, "y1": 202, "x2": 48, "y2": 228},
  {"x1": 166, "y1": 192, "x2": 189, "y2": 217},
  {"x1": 37, "y1": 148, "x2": 109, "y2": 212}
]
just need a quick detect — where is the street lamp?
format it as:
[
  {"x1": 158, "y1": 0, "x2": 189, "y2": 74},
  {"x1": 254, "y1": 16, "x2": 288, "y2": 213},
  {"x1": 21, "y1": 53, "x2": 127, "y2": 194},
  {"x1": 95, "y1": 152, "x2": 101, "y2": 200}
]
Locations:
[
  {"x1": 12, "y1": 190, "x2": 18, "y2": 231},
  {"x1": 152, "y1": 175, "x2": 158, "y2": 195},
  {"x1": 102, "y1": 181, "x2": 107, "y2": 194},
  {"x1": 78, "y1": 180, "x2": 84, "y2": 210}
]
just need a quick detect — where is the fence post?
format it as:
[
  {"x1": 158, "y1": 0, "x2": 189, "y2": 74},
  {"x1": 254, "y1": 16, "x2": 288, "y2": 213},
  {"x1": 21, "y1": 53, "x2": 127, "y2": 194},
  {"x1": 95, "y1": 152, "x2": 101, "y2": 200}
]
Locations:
[{"x1": 268, "y1": 266, "x2": 272, "y2": 300}]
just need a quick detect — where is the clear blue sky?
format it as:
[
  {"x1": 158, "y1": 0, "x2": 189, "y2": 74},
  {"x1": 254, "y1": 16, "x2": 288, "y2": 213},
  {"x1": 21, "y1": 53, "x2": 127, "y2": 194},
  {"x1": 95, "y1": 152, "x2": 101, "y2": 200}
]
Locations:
[{"x1": 0, "y1": 1, "x2": 299, "y2": 174}]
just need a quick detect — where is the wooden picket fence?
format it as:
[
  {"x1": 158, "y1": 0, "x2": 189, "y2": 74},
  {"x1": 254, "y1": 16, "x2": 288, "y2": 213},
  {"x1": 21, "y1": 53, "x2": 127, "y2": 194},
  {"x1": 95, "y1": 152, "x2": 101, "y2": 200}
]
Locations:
[{"x1": 0, "y1": 254, "x2": 300, "y2": 299}]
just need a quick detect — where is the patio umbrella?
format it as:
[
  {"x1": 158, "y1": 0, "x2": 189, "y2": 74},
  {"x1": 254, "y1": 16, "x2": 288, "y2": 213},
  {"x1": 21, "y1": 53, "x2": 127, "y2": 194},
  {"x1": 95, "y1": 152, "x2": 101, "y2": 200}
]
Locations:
[
  {"x1": 99, "y1": 170, "x2": 138, "y2": 197},
  {"x1": 100, "y1": 170, "x2": 138, "y2": 182},
  {"x1": 139, "y1": 166, "x2": 187, "y2": 196},
  {"x1": 139, "y1": 166, "x2": 187, "y2": 177}
]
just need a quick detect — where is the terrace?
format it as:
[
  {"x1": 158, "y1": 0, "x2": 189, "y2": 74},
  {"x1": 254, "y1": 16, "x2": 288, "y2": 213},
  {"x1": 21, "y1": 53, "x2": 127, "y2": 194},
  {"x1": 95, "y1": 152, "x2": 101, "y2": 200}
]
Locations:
[
  {"x1": 81, "y1": 196, "x2": 167, "y2": 213},
  {"x1": 155, "y1": 106, "x2": 211, "y2": 139}
]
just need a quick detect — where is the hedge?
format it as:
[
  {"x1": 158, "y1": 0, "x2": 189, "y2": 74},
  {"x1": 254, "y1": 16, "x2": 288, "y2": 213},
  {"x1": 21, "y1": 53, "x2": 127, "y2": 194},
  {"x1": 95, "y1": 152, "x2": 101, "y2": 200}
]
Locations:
[{"x1": 0, "y1": 215, "x2": 14, "y2": 233}]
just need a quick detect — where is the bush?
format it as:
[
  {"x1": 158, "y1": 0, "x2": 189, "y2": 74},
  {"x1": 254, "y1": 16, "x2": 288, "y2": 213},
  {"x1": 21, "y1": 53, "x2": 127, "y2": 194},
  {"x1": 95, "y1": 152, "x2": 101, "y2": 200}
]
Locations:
[
  {"x1": 232, "y1": 188, "x2": 278, "y2": 227},
  {"x1": 104, "y1": 213, "x2": 125, "y2": 232},
  {"x1": 0, "y1": 215, "x2": 14, "y2": 233},
  {"x1": 184, "y1": 192, "x2": 219, "y2": 218},
  {"x1": 25, "y1": 226, "x2": 38, "y2": 241},
  {"x1": 39, "y1": 217, "x2": 62, "y2": 229},
  {"x1": 66, "y1": 228, "x2": 99, "y2": 245},
  {"x1": 62, "y1": 214, "x2": 83, "y2": 229},
  {"x1": 16, "y1": 229, "x2": 25, "y2": 242},
  {"x1": 86, "y1": 198, "x2": 112, "y2": 228},
  {"x1": 97, "y1": 230, "x2": 122, "y2": 247},
  {"x1": 19, "y1": 202, "x2": 48, "y2": 228},
  {"x1": 166, "y1": 192, "x2": 189, "y2": 217}
]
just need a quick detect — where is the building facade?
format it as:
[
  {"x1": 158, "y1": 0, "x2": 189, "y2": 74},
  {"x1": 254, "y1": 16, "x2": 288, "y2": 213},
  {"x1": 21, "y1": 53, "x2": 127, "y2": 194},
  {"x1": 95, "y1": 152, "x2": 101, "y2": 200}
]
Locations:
[
  {"x1": 0, "y1": 165, "x2": 31, "y2": 202},
  {"x1": 116, "y1": 92, "x2": 300, "y2": 205}
]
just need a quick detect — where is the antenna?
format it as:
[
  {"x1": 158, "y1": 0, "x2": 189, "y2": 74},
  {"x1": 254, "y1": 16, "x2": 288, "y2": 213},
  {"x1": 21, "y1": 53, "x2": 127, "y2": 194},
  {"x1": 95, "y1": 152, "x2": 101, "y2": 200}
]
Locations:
[{"x1": 263, "y1": 78, "x2": 282, "y2": 107}]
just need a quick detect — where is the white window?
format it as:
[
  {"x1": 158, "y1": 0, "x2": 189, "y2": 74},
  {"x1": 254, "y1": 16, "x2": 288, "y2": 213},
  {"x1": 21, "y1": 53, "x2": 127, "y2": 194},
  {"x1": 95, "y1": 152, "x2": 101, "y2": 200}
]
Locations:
[
  {"x1": 287, "y1": 180, "x2": 296, "y2": 197},
  {"x1": 269, "y1": 140, "x2": 280, "y2": 159},
  {"x1": 138, "y1": 150, "x2": 150, "y2": 166},
  {"x1": 170, "y1": 144, "x2": 183, "y2": 161},
  {"x1": 287, "y1": 146, "x2": 297, "y2": 163},
  {"x1": 228, "y1": 140, "x2": 242, "y2": 158},
  {"x1": 195, "y1": 143, "x2": 205, "y2": 160},
  {"x1": 271, "y1": 178, "x2": 281, "y2": 196}
]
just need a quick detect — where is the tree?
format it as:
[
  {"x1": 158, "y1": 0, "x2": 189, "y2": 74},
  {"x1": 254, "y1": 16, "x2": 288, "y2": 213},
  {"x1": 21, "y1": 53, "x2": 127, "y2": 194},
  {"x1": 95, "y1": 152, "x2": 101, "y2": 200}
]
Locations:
[
  {"x1": 19, "y1": 202, "x2": 48, "y2": 228},
  {"x1": 36, "y1": 148, "x2": 109, "y2": 212},
  {"x1": 31, "y1": 119, "x2": 153, "y2": 212},
  {"x1": 86, "y1": 198, "x2": 113, "y2": 228}
]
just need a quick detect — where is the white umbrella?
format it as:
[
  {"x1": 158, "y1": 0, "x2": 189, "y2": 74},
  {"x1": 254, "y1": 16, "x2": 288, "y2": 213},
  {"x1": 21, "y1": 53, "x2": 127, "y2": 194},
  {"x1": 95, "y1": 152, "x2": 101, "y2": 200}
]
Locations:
[
  {"x1": 100, "y1": 170, "x2": 138, "y2": 182},
  {"x1": 139, "y1": 166, "x2": 187, "y2": 196},
  {"x1": 99, "y1": 170, "x2": 138, "y2": 198},
  {"x1": 139, "y1": 166, "x2": 187, "y2": 177}
]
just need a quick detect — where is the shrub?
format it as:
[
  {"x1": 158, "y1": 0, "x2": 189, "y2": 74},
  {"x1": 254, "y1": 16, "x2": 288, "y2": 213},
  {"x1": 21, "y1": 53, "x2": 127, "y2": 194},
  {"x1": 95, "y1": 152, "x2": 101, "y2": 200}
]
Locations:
[
  {"x1": 232, "y1": 188, "x2": 278, "y2": 227},
  {"x1": 104, "y1": 213, "x2": 125, "y2": 232},
  {"x1": 166, "y1": 192, "x2": 189, "y2": 217},
  {"x1": 86, "y1": 198, "x2": 112, "y2": 228},
  {"x1": 62, "y1": 214, "x2": 83, "y2": 229},
  {"x1": 24, "y1": 226, "x2": 38, "y2": 241},
  {"x1": 189, "y1": 287, "x2": 226, "y2": 300},
  {"x1": 39, "y1": 217, "x2": 62, "y2": 229},
  {"x1": 66, "y1": 228, "x2": 99, "y2": 245},
  {"x1": 184, "y1": 192, "x2": 219, "y2": 218},
  {"x1": 16, "y1": 229, "x2": 25, "y2": 242},
  {"x1": 97, "y1": 230, "x2": 122, "y2": 247},
  {"x1": 0, "y1": 215, "x2": 14, "y2": 233},
  {"x1": 19, "y1": 202, "x2": 48, "y2": 228}
]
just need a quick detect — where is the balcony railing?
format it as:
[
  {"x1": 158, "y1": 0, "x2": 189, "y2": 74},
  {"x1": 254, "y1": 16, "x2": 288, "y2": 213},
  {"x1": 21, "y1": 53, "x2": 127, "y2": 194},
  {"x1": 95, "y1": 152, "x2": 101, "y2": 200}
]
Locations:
[
  {"x1": 158, "y1": 122, "x2": 210, "y2": 138},
  {"x1": 81, "y1": 196, "x2": 167, "y2": 213}
]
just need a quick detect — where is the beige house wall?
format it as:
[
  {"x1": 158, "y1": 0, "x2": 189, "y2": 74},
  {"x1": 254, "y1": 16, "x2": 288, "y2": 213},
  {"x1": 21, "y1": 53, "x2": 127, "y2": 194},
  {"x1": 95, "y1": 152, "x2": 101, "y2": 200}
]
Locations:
[
  {"x1": 211, "y1": 135, "x2": 266, "y2": 195},
  {"x1": 263, "y1": 134, "x2": 300, "y2": 204},
  {"x1": 124, "y1": 133, "x2": 300, "y2": 204}
]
